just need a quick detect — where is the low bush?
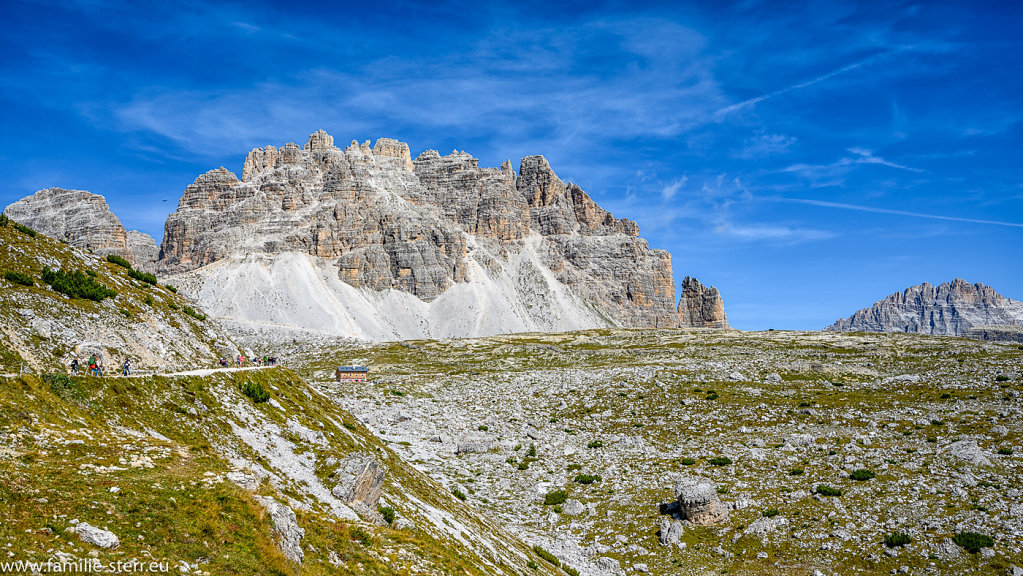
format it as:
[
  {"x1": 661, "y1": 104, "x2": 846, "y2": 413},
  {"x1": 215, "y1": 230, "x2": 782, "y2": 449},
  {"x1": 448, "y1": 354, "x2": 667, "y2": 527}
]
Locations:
[
  {"x1": 680, "y1": 457, "x2": 697, "y2": 466},
  {"x1": 378, "y1": 505, "x2": 395, "y2": 524},
  {"x1": 239, "y1": 381, "x2": 269, "y2": 403},
  {"x1": 543, "y1": 490, "x2": 568, "y2": 506},
  {"x1": 3, "y1": 271, "x2": 33, "y2": 286},
  {"x1": 164, "y1": 284, "x2": 178, "y2": 293},
  {"x1": 587, "y1": 440, "x2": 603, "y2": 449},
  {"x1": 106, "y1": 254, "x2": 132, "y2": 268},
  {"x1": 349, "y1": 526, "x2": 373, "y2": 547},
  {"x1": 998, "y1": 447, "x2": 1013, "y2": 455},
  {"x1": 42, "y1": 373, "x2": 83, "y2": 401},
  {"x1": 953, "y1": 532, "x2": 993, "y2": 553},
  {"x1": 709, "y1": 456, "x2": 732, "y2": 466},
  {"x1": 849, "y1": 468, "x2": 876, "y2": 481},
  {"x1": 451, "y1": 488, "x2": 467, "y2": 501},
  {"x1": 477, "y1": 425, "x2": 489, "y2": 431},
  {"x1": 884, "y1": 532, "x2": 912, "y2": 548},
  {"x1": 0, "y1": 214, "x2": 8, "y2": 226},
  {"x1": 182, "y1": 306, "x2": 206, "y2": 321},
  {"x1": 995, "y1": 375, "x2": 1010, "y2": 382},
  {"x1": 815, "y1": 485, "x2": 842, "y2": 497},
  {"x1": 574, "y1": 474, "x2": 601, "y2": 485},
  {"x1": 789, "y1": 467, "x2": 804, "y2": 476},
  {"x1": 762, "y1": 508, "x2": 780, "y2": 518},
  {"x1": 532, "y1": 546, "x2": 560, "y2": 567},
  {"x1": 128, "y1": 268, "x2": 157, "y2": 285},
  {"x1": 565, "y1": 463, "x2": 582, "y2": 471},
  {"x1": 13, "y1": 222, "x2": 36, "y2": 237},
  {"x1": 563, "y1": 565, "x2": 579, "y2": 576},
  {"x1": 41, "y1": 267, "x2": 117, "y2": 301}
]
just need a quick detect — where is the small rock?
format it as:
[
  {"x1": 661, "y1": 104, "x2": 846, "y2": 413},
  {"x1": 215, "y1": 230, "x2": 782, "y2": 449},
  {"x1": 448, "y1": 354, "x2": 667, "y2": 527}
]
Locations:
[{"x1": 71, "y1": 523, "x2": 119, "y2": 549}]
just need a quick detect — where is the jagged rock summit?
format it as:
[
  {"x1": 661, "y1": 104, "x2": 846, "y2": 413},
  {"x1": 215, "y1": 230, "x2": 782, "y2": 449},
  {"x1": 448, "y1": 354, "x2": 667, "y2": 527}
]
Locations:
[
  {"x1": 4, "y1": 188, "x2": 158, "y2": 271},
  {"x1": 825, "y1": 279, "x2": 1023, "y2": 339},
  {"x1": 157, "y1": 130, "x2": 727, "y2": 340}
]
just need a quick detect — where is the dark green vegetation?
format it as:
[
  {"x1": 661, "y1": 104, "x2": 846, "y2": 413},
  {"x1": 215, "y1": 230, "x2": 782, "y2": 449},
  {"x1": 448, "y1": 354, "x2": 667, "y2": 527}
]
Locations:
[
  {"x1": 182, "y1": 306, "x2": 206, "y2": 321},
  {"x1": 128, "y1": 268, "x2": 158, "y2": 285},
  {"x1": 3, "y1": 270, "x2": 33, "y2": 286},
  {"x1": 533, "y1": 545, "x2": 560, "y2": 567},
  {"x1": 815, "y1": 485, "x2": 842, "y2": 497},
  {"x1": 41, "y1": 267, "x2": 117, "y2": 301},
  {"x1": 953, "y1": 532, "x2": 994, "y2": 553},
  {"x1": 543, "y1": 490, "x2": 568, "y2": 506},
  {"x1": 106, "y1": 254, "x2": 132, "y2": 268},
  {"x1": 13, "y1": 222, "x2": 36, "y2": 237},
  {"x1": 884, "y1": 532, "x2": 912, "y2": 548},
  {"x1": 849, "y1": 468, "x2": 876, "y2": 481},
  {"x1": 239, "y1": 380, "x2": 270, "y2": 403}
]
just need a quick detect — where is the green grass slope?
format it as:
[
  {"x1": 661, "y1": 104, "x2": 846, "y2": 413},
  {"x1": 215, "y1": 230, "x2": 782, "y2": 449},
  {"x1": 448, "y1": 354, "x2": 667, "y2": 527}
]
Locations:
[
  {"x1": 0, "y1": 367, "x2": 561, "y2": 575},
  {"x1": 0, "y1": 217, "x2": 234, "y2": 374}
]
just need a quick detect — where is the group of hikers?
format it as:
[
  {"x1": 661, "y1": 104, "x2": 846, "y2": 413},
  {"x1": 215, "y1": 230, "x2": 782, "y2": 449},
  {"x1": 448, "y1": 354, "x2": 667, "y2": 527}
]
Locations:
[
  {"x1": 221, "y1": 354, "x2": 279, "y2": 367},
  {"x1": 69, "y1": 354, "x2": 131, "y2": 377}
]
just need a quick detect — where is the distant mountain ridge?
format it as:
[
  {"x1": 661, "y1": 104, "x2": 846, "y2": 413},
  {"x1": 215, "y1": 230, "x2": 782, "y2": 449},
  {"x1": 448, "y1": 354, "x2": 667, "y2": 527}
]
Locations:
[
  {"x1": 825, "y1": 279, "x2": 1023, "y2": 340},
  {"x1": 3, "y1": 130, "x2": 728, "y2": 341}
]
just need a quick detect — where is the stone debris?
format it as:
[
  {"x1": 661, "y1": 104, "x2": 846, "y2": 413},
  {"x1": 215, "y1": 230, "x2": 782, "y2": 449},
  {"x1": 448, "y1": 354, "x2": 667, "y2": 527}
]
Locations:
[{"x1": 69, "y1": 522, "x2": 119, "y2": 549}]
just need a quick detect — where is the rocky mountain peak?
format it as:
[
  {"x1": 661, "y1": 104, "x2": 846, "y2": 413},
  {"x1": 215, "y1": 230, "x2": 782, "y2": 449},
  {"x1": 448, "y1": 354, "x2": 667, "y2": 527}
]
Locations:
[
  {"x1": 3, "y1": 187, "x2": 158, "y2": 271},
  {"x1": 678, "y1": 276, "x2": 729, "y2": 328},
  {"x1": 826, "y1": 279, "x2": 1023, "y2": 337}
]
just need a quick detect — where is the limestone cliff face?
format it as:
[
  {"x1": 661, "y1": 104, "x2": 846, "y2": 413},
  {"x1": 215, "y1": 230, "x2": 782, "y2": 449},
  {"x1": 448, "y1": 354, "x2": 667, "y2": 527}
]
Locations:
[
  {"x1": 157, "y1": 130, "x2": 725, "y2": 339},
  {"x1": 677, "y1": 276, "x2": 729, "y2": 329},
  {"x1": 826, "y1": 279, "x2": 1023, "y2": 337},
  {"x1": 4, "y1": 188, "x2": 158, "y2": 271}
]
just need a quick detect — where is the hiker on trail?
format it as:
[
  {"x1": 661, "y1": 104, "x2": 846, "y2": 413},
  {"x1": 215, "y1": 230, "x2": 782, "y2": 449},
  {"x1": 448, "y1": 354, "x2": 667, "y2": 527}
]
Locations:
[
  {"x1": 88, "y1": 354, "x2": 97, "y2": 377},
  {"x1": 70, "y1": 357, "x2": 79, "y2": 375},
  {"x1": 122, "y1": 358, "x2": 131, "y2": 376},
  {"x1": 97, "y1": 358, "x2": 104, "y2": 377}
]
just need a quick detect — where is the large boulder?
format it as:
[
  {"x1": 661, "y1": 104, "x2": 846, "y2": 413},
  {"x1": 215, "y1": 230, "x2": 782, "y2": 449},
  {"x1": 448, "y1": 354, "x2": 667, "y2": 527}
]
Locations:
[
  {"x1": 254, "y1": 495, "x2": 305, "y2": 564},
  {"x1": 331, "y1": 453, "x2": 385, "y2": 507},
  {"x1": 672, "y1": 478, "x2": 727, "y2": 525}
]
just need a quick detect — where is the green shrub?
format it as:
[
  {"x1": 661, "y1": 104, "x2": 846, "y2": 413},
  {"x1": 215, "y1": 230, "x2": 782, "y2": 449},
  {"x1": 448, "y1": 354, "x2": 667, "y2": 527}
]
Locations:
[
  {"x1": 565, "y1": 463, "x2": 582, "y2": 472},
  {"x1": 543, "y1": 490, "x2": 568, "y2": 506},
  {"x1": 378, "y1": 505, "x2": 395, "y2": 524},
  {"x1": 815, "y1": 485, "x2": 842, "y2": 497},
  {"x1": 85, "y1": 269, "x2": 97, "y2": 277},
  {"x1": 681, "y1": 457, "x2": 697, "y2": 466},
  {"x1": 3, "y1": 271, "x2": 33, "y2": 286},
  {"x1": 587, "y1": 440, "x2": 603, "y2": 449},
  {"x1": 563, "y1": 565, "x2": 579, "y2": 576},
  {"x1": 128, "y1": 268, "x2": 157, "y2": 285},
  {"x1": 532, "y1": 545, "x2": 560, "y2": 567},
  {"x1": 182, "y1": 306, "x2": 206, "y2": 321},
  {"x1": 709, "y1": 456, "x2": 732, "y2": 466},
  {"x1": 106, "y1": 254, "x2": 132, "y2": 268},
  {"x1": 998, "y1": 447, "x2": 1013, "y2": 455},
  {"x1": 789, "y1": 467, "x2": 804, "y2": 476},
  {"x1": 527, "y1": 444, "x2": 537, "y2": 457},
  {"x1": 849, "y1": 468, "x2": 875, "y2": 481},
  {"x1": 953, "y1": 532, "x2": 993, "y2": 553},
  {"x1": 763, "y1": 508, "x2": 780, "y2": 518},
  {"x1": 239, "y1": 381, "x2": 269, "y2": 403},
  {"x1": 0, "y1": 213, "x2": 8, "y2": 226},
  {"x1": 119, "y1": 308, "x2": 131, "y2": 318},
  {"x1": 517, "y1": 461, "x2": 529, "y2": 470},
  {"x1": 995, "y1": 375, "x2": 1010, "y2": 382},
  {"x1": 349, "y1": 526, "x2": 373, "y2": 547},
  {"x1": 478, "y1": 425, "x2": 489, "y2": 431},
  {"x1": 527, "y1": 561, "x2": 538, "y2": 569},
  {"x1": 705, "y1": 392, "x2": 719, "y2": 400},
  {"x1": 168, "y1": 302, "x2": 179, "y2": 310},
  {"x1": 452, "y1": 488, "x2": 467, "y2": 501},
  {"x1": 940, "y1": 392, "x2": 952, "y2": 399},
  {"x1": 143, "y1": 294, "x2": 155, "y2": 307},
  {"x1": 884, "y1": 532, "x2": 912, "y2": 548},
  {"x1": 41, "y1": 267, "x2": 117, "y2": 301},
  {"x1": 13, "y1": 222, "x2": 36, "y2": 237},
  {"x1": 164, "y1": 284, "x2": 178, "y2": 293},
  {"x1": 42, "y1": 373, "x2": 82, "y2": 401},
  {"x1": 574, "y1": 474, "x2": 601, "y2": 485}
]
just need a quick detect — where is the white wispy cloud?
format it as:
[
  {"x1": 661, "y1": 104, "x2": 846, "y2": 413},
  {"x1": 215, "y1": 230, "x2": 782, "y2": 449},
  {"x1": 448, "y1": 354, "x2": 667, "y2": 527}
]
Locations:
[
  {"x1": 766, "y1": 197, "x2": 1023, "y2": 228},
  {"x1": 661, "y1": 176, "x2": 687, "y2": 201}
]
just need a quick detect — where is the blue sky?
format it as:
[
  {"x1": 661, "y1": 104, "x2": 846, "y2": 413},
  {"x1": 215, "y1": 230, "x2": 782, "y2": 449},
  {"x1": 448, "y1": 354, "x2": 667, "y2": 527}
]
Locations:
[{"x1": 1, "y1": 0, "x2": 1021, "y2": 330}]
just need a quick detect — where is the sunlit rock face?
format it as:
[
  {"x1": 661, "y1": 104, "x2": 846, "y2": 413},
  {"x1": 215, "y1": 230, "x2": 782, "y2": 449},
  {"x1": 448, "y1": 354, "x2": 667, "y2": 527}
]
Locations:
[{"x1": 158, "y1": 130, "x2": 727, "y2": 340}]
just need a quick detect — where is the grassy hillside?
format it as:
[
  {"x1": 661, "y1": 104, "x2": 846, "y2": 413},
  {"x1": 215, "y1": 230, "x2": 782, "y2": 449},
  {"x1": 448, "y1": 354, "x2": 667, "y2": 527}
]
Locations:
[
  {"x1": 0, "y1": 367, "x2": 561, "y2": 575},
  {"x1": 0, "y1": 216, "x2": 234, "y2": 374}
]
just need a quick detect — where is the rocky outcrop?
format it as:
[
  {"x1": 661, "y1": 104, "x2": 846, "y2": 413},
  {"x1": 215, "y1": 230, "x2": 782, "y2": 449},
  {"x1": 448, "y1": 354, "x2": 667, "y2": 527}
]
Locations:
[
  {"x1": 671, "y1": 478, "x2": 727, "y2": 525},
  {"x1": 677, "y1": 276, "x2": 729, "y2": 328},
  {"x1": 254, "y1": 495, "x2": 305, "y2": 564},
  {"x1": 155, "y1": 130, "x2": 725, "y2": 339},
  {"x1": 4, "y1": 188, "x2": 158, "y2": 270},
  {"x1": 826, "y1": 279, "x2": 1023, "y2": 337}
]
